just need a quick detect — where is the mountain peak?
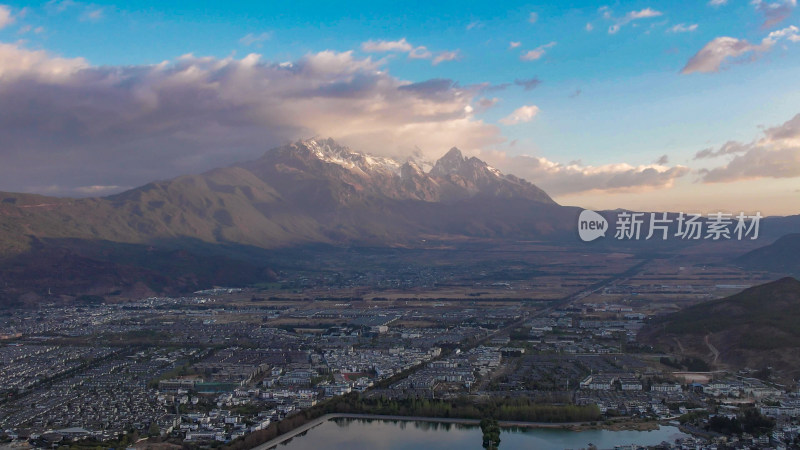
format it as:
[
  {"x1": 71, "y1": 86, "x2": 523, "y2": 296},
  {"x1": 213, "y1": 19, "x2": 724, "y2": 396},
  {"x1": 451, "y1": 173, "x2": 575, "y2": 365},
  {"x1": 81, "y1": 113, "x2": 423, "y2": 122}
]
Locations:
[
  {"x1": 431, "y1": 147, "x2": 467, "y2": 176},
  {"x1": 443, "y1": 147, "x2": 464, "y2": 160},
  {"x1": 293, "y1": 137, "x2": 350, "y2": 158}
]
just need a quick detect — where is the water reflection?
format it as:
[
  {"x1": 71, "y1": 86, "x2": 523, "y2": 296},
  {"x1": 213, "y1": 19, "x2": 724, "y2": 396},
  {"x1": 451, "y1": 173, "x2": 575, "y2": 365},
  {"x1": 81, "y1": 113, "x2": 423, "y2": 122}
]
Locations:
[{"x1": 279, "y1": 418, "x2": 688, "y2": 450}]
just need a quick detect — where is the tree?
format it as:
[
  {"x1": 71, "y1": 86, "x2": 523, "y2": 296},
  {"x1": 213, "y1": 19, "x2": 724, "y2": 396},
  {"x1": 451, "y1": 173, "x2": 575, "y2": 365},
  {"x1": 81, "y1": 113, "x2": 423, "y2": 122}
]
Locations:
[
  {"x1": 740, "y1": 408, "x2": 774, "y2": 436},
  {"x1": 707, "y1": 415, "x2": 741, "y2": 435},
  {"x1": 480, "y1": 418, "x2": 501, "y2": 450}
]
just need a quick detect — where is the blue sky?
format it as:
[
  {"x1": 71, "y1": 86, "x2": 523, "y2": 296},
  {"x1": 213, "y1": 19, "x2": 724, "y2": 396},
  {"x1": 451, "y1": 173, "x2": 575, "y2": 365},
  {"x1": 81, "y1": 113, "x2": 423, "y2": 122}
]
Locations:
[{"x1": 1, "y1": 0, "x2": 799, "y2": 214}]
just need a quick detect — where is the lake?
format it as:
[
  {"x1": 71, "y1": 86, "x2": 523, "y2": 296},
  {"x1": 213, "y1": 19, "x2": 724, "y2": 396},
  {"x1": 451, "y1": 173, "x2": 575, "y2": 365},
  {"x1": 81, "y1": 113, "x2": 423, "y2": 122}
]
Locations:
[{"x1": 276, "y1": 417, "x2": 690, "y2": 450}]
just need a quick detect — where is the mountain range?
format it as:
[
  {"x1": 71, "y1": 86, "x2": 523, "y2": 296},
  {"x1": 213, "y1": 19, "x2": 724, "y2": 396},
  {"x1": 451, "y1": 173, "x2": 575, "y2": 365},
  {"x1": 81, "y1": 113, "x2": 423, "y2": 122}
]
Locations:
[
  {"x1": 0, "y1": 138, "x2": 564, "y2": 253},
  {"x1": 1, "y1": 137, "x2": 798, "y2": 306},
  {"x1": 0, "y1": 138, "x2": 574, "y2": 305}
]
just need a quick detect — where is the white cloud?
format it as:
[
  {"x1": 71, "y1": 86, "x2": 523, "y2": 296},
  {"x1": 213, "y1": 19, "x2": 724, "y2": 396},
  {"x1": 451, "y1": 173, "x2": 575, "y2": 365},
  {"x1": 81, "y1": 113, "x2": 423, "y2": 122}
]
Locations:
[
  {"x1": 508, "y1": 41, "x2": 521, "y2": 49},
  {"x1": 408, "y1": 45, "x2": 433, "y2": 59},
  {"x1": 240, "y1": 32, "x2": 272, "y2": 47},
  {"x1": 708, "y1": 0, "x2": 728, "y2": 5},
  {"x1": 499, "y1": 105, "x2": 540, "y2": 125},
  {"x1": 361, "y1": 38, "x2": 414, "y2": 53},
  {"x1": 0, "y1": 43, "x2": 502, "y2": 195},
  {"x1": 361, "y1": 38, "x2": 457, "y2": 65},
  {"x1": 604, "y1": 7, "x2": 663, "y2": 34},
  {"x1": 698, "y1": 113, "x2": 800, "y2": 182},
  {"x1": 432, "y1": 50, "x2": 460, "y2": 65},
  {"x1": 766, "y1": 24, "x2": 800, "y2": 41},
  {"x1": 0, "y1": 42, "x2": 88, "y2": 81},
  {"x1": 481, "y1": 151, "x2": 690, "y2": 195},
  {"x1": 0, "y1": 5, "x2": 14, "y2": 29},
  {"x1": 668, "y1": 23, "x2": 698, "y2": 33},
  {"x1": 408, "y1": 46, "x2": 432, "y2": 59},
  {"x1": 585, "y1": 22, "x2": 594, "y2": 31},
  {"x1": 681, "y1": 37, "x2": 764, "y2": 73},
  {"x1": 528, "y1": 12, "x2": 538, "y2": 24},
  {"x1": 681, "y1": 26, "x2": 799, "y2": 73},
  {"x1": 627, "y1": 8, "x2": 663, "y2": 19},
  {"x1": 520, "y1": 41, "x2": 556, "y2": 61}
]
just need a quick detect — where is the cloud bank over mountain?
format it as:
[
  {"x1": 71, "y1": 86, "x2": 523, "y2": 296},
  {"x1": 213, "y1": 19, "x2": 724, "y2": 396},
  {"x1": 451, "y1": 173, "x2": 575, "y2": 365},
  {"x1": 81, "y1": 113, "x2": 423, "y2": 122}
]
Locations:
[
  {"x1": 481, "y1": 151, "x2": 690, "y2": 196},
  {"x1": 0, "y1": 41, "x2": 697, "y2": 198},
  {"x1": 0, "y1": 43, "x2": 499, "y2": 195},
  {"x1": 0, "y1": 38, "x2": 792, "y2": 201}
]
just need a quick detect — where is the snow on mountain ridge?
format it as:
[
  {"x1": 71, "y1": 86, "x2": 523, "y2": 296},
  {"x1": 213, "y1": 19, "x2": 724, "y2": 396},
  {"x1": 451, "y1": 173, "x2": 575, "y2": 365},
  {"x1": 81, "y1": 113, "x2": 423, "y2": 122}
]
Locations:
[
  {"x1": 255, "y1": 137, "x2": 555, "y2": 204},
  {"x1": 295, "y1": 138, "x2": 504, "y2": 183},
  {"x1": 296, "y1": 138, "x2": 402, "y2": 176}
]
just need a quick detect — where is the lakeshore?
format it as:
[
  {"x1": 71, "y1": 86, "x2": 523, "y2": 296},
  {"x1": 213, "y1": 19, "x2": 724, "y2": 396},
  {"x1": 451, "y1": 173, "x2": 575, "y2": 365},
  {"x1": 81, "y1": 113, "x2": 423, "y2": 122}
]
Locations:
[{"x1": 253, "y1": 414, "x2": 682, "y2": 450}]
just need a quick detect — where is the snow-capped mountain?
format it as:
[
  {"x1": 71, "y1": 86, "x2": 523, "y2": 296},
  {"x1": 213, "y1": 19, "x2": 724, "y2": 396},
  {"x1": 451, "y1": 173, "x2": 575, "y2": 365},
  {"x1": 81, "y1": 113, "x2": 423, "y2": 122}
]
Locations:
[
  {"x1": 243, "y1": 138, "x2": 555, "y2": 204},
  {"x1": 0, "y1": 137, "x2": 574, "y2": 304}
]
